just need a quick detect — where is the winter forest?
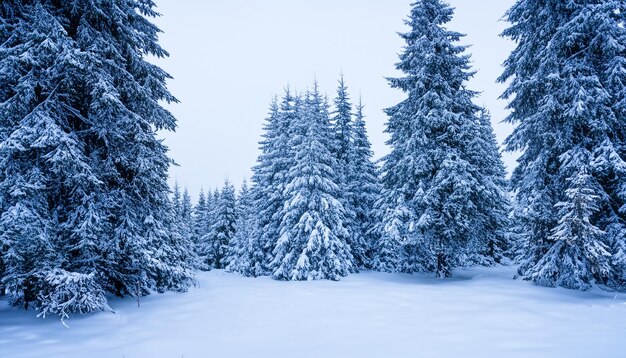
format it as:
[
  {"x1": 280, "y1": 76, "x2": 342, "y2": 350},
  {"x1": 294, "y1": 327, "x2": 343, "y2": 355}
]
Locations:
[{"x1": 2, "y1": 0, "x2": 626, "y2": 357}]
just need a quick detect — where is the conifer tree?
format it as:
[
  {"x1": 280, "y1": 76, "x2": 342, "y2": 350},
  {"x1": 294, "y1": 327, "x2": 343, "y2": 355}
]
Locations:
[
  {"x1": 198, "y1": 181, "x2": 237, "y2": 269},
  {"x1": 192, "y1": 189, "x2": 208, "y2": 243},
  {"x1": 172, "y1": 181, "x2": 182, "y2": 217},
  {"x1": 345, "y1": 99, "x2": 381, "y2": 269},
  {"x1": 329, "y1": 76, "x2": 362, "y2": 267},
  {"x1": 500, "y1": 0, "x2": 626, "y2": 289},
  {"x1": 466, "y1": 110, "x2": 511, "y2": 266},
  {"x1": 377, "y1": 0, "x2": 509, "y2": 277},
  {"x1": 531, "y1": 148, "x2": 611, "y2": 289},
  {"x1": 332, "y1": 74, "x2": 354, "y2": 181},
  {"x1": 227, "y1": 180, "x2": 256, "y2": 275},
  {"x1": 248, "y1": 93, "x2": 299, "y2": 276},
  {"x1": 181, "y1": 187, "x2": 193, "y2": 224},
  {"x1": 169, "y1": 184, "x2": 197, "y2": 272},
  {"x1": 0, "y1": 0, "x2": 194, "y2": 314}
]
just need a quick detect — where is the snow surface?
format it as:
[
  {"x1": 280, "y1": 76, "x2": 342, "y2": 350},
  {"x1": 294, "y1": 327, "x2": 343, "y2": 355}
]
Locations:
[{"x1": 2, "y1": 266, "x2": 626, "y2": 358}]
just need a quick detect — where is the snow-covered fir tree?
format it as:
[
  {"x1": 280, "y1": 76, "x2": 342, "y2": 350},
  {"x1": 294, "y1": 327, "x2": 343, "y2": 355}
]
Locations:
[
  {"x1": 344, "y1": 98, "x2": 381, "y2": 269},
  {"x1": 466, "y1": 110, "x2": 511, "y2": 266},
  {"x1": 198, "y1": 181, "x2": 237, "y2": 270},
  {"x1": 328, "y1": 76, "x2": 380, "y2": 269},
  {"x1": 248, "y1": 93, "x2": 299, "y2": 276},
  {"x1": 192, "y1": 189, "x2": 208, "y2": 244},
  {"x1": 170, "y1": 183, "x2": 197, "y2": 271},
  {"x1": 532, "y1": 148, "x2": 611, "y2": 289},
  {"x1": 271, "y1": 83, "x2": 354, "y2": 281},
  {"x1": 332, "y1": 74, "x2": 354, "y2": 182},
  {"x1": 181, "y1": 187, "x2": 193, "y2": 224},
  {"x1": 501, "y1": 0, "x2": 626, "y2": 290},
  {"x1": 0, "y1": 0, "x2": 90, "y2": 311},
  {"x1": 376, "y1": 0, "x2": 509, "y2": 277},
  {"x1": 193, "y1": 189, "x2": 214, "y2": 270},
  {"x1": 172, "y1": 181, "x2": 183, "y2": 217},
  {"x1": 227, "y1": 180, "x2": 256, "y2": 275},
  {"x1": 329, "y1": 76, "x2": 360, "y2": 267},
  {"x1": 0, "y1": 0, "x2": 194, "y2": 315},
  {"x1": 179, "y1": 186, "x2": 194, "y2": 245}
]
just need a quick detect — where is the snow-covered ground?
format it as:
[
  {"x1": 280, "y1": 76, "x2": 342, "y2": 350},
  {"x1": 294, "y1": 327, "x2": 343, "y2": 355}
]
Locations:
[{"x1": 2, "y1": 266, "x2": 626, "y2": 358}]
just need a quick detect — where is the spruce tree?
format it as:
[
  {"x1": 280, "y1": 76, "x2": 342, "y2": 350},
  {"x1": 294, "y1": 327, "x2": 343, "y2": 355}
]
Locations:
[
  {"x1": 271, "y1": 83, "x2": 354, "y2": 281},
  {"x1": 377, "y1": 0, "x2": 509, "y2": 277},
  {"x1": 248, "y1": 93, "x2": 298, "y2": 276},
  {"x1": 500, "y1": 0, "x2": 626, "y2": 289},
  {"x1": 0, "y1": 0, "x2": 194, "y2": 314},
  {"x1": 170, "y1": 184, "x2": 197, "y2": 273},
  {"x1": 192, "y1": 190, "x2": 207, "y2": 243},
  {"x1": 227, "y1": 180, "x2": 256, "y2": 275},
  {"x1": 172, "y1": 181, "x2": 182, "y2": 217},
  {"x1": 532, "y1": 148, "x2": 611, "y2": 289},
  {"x1": 345, "y1": 99, "x2": 382, "y2": 269},
  {"x1": 198, "y1": 181, "x2": 237, "y2": 269},
  {"x1": 329, "y1": 76, "x2": 362, "y2": 267},
  {"x1": 332, "y1": 74, "x2": 354, "y2": 181},
  {"x1": 181, "y1": 187, "x2": 193, "y2": 222},
  {"x1": 466, "y1": 110, "x2": 511, "y2": 266}
]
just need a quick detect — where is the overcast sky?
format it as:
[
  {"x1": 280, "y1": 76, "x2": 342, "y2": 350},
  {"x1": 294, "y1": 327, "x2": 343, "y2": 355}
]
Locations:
[{"x1": 152, "y1": 0, "x2": 517, "y2": 199}]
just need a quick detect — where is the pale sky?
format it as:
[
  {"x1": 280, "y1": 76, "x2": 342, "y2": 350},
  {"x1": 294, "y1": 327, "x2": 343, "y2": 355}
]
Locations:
[{"x1": 152, "y1": 0, "x2": 517, "y2": 199}]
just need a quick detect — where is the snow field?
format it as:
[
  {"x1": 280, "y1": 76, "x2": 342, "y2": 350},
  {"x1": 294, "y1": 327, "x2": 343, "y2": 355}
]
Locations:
[{"x1": 2, "y1": 266, "x2": 626, "y2": 358}]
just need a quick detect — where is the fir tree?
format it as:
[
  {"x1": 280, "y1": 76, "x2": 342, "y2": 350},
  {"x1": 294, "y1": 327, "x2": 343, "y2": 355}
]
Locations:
[
  {"x1": 345, "y1": 99, "x2": 382, "y2": 269},
  {"x1": 198, "y1": 181, "x2": 237, "y2": 269},
  {"x1": 466, "y1": 110, "x2": 511, "y2": 266},
  {"x1": 227, "y1": 180, "x2": 256, "y2": 275},
  {"x1": 195, "y1": 188, "x2": 215, "y2": 271},
  {"x1": 332, "y1": 74, "x2": 354, "y2": 181},
  {"x1": 0, "y1": 0, "x2": 194, "y2": 314},
  {"x1": 377, "y1": 0, "x2": 509, "y2": 277},
  {"x1": 169, "y1": 184, "x2": 197, "y2": 272},
  {"x1": 192, "y1": 189, "x2": 208, "y2": 244},
  {"x1": 500, "y1": 0, "x2": 626, "y2": 289},
  {"x1": 530, "y1": 148, "x2": 611, "y2": 289},
  {"x1": 248, "y1": 93, "x2": 298, "y2": 276},
  {"x1": 172, "y1": 181, "x2": 182, "y2": 217},
  {"x1": 181, "y1": 187, "x2": 193, "y2": 221},
  {"x1": 178, "y1": 186, "x2": 193, "y2": 243}
]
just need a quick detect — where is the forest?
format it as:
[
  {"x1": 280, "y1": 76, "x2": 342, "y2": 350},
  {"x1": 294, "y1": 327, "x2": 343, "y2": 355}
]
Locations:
[{"x1": 1, "y1": 0, "x2": 625, "y2": 343}]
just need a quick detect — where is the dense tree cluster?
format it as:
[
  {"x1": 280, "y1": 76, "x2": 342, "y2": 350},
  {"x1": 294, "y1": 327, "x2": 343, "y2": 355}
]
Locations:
[{"x1": 205, "y1": 78, "x2": 380, "y2": 281}]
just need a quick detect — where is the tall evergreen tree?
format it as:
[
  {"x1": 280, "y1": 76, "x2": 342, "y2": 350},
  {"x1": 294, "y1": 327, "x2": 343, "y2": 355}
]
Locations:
[
  {"x1": 192, "y1": 189, "x2": 208, "y2": 243},
  {"x1": 500, "y1": 0, "x2": 626, "y2": 289},
  {"x1": 248, "y1": 93, "x2": 299, "y2": 276},
  {"x1": 332, "y1": 74, "x2": 354, "y2": 181},
  {"x1": 345, "y1": 99, "x2": 381, "y2": 269},
  {"x1": 181, "y1": 187, "x2": 193, "y2": 224},
  {"x1": 0, "y1": 0, "x2": 194, "y2": 315},
  {"x1": 329, "y1": 76, "x2": 366, "y2": 267},
  {"x1": 198, "y1": 181, "x2": 237, "y2": 269},
  {"x1": 377, "y1": 0, "x2": 509, "y2": 277},
  {"x1": 170, "y1": 184, "x2": 197, "y2": 272},
  {"x1": 466, "y1": 110, "x2": 511, "y2": 266},
  {"x1": 172, "y1": 181, "x2": 182, "y2": 217},
  {"x1": 227, "y1": 180, "x2": 256, "y2": 275},
  {"x1": 271, "y1": 83, "x2": 354, "y2": 281}
]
